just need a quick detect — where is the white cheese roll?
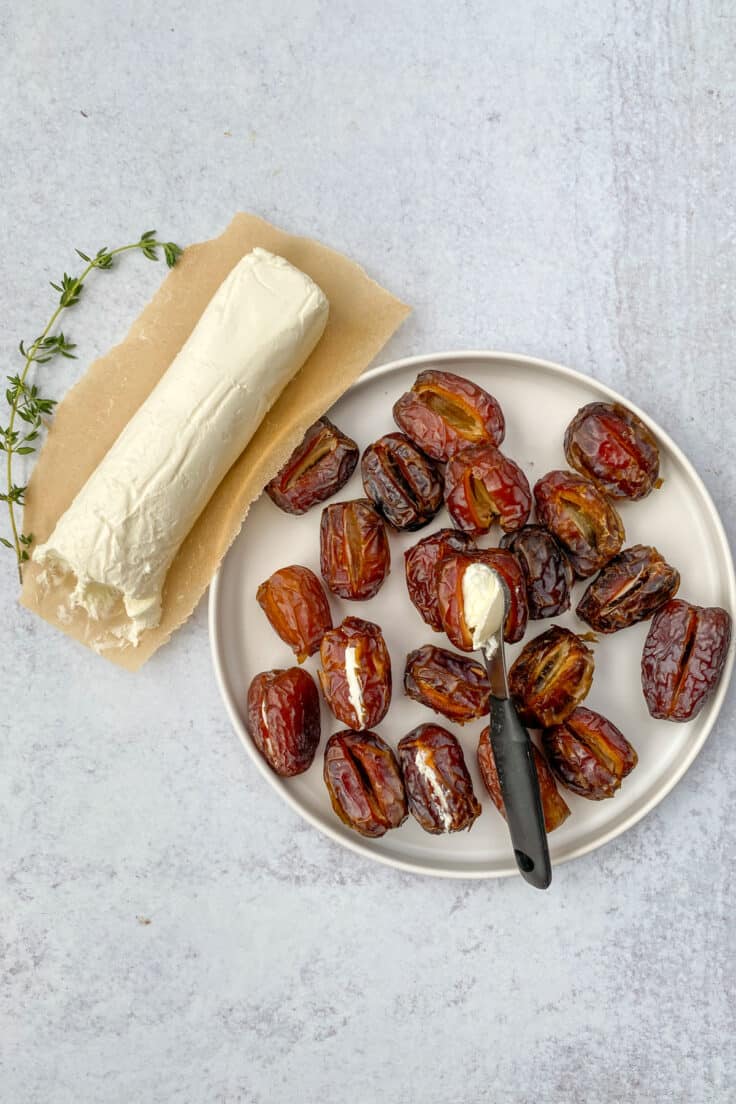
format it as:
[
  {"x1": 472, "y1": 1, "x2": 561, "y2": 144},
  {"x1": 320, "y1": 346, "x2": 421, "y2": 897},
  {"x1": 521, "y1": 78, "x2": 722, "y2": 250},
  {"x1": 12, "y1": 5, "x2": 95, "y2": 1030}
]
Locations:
[{"x1": 34, "y1": 248, "x2": 329, "y2": 644}]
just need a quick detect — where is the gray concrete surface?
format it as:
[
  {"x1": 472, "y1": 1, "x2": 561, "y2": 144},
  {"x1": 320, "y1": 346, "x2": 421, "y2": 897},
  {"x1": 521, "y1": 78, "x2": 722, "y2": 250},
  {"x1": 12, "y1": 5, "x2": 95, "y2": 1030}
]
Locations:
[{"x1": 1, "y1": 1, "x2": 734, "y2": 1101}]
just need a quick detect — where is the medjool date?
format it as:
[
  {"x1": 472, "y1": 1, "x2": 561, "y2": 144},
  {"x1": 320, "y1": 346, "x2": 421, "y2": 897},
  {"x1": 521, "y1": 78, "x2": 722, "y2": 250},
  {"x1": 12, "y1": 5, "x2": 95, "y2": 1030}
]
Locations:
[
  {"x1": 641, "y1": 599, "x2": 732, "y2": 721},
  {"x1": 576, "y1": 545, "x2": 679, "y2": 633},
  {"x1": 445, "y1": 444, "x2": 532, "y2": 536},
  {"x1": 542, "y1": 707, "x2": 638, "y2": 799},
  {"x1": 256, "y1": 565, "x2": 332, "y2": 661},
  {"x1": 501, "y1": 525, "x2": 573, "y2": 620},
  {"x1": 320, "y1": 499, "x2": 390, "y2": 600},
  {"x1": 393, "y1": 369, "x2": 504, "y2": 461},
  {"x1": 361, "y1": 432, "x2": 443, "y2": 531},
  {"x1": 436, "y1": 549, "x2": 527, "y2": 650},
  {"x1": 266, "y1": 417, "x2": 359, "y2": 514},
  {"x1": 398, "y1": 724, "x2": 481, "y2": 834},
  {"x1": 404, "y1": 528, "x2": 475, "y2": 631},
  {"x1": 509, "y1": 626, "x2": 595, "y2": 728},
  {"x1": 534, "y1": 470, "x2": 624, "y2": 578},
  {"x1": 477, "y1": 727, "x2": 570, "y2": 831},
  {"x1": 246, "y1": 667, "x2": 321, "y2": 777},
  {"x1": 404, "y1": 644, "x2": 490, "y2": 724},
  {"x1": 564, "y1": 401, "x2": 659, "y2": 500},
  {"x1": 324, "y1": 731, "x2": 407, "y2": 837},
  {"x1": 319, "y1": 617, "x2": 391, "y2": 730}
]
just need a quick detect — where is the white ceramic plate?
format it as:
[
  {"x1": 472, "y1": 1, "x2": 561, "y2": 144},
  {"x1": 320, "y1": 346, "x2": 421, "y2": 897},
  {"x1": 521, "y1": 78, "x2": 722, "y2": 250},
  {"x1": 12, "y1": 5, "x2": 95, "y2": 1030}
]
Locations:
[{"x1": 209, "y1": 351, "x2": 735, "y2": 878}]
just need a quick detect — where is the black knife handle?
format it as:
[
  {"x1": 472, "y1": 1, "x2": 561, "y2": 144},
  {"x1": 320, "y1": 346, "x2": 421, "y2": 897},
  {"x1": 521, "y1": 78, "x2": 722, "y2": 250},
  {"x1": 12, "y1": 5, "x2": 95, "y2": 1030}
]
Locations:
[{"x1": 489, "y1": 697, "x2": 551, "y2": 890}]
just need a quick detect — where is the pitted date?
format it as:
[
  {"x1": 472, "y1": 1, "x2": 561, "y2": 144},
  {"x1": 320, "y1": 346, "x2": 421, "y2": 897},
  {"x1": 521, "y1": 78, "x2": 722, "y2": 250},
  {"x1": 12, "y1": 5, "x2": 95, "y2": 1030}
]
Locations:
[
  {"x1": 445, "y1": 444, "x2": 532, "y2": 536},
  {"x1": 404, "y1": 644, "x2": 490, "y2": 724},
  {"x1": 319, "y1": 617, "x2": 391, "y2": 730},
  {"x1": 576, "y1": 545, "x2": 680, "y2": 633},
  {"x1": 256, "y1": 565, "x2": 332, "y2": 661},
  {"x1": 509, "y1": 626, "x2": 595, "y2": 728},
  {"x1": 320, "y1": 499, "x2": 390, "y2": 600},
  {"x1": 541, "y1": 706, "x2": 638, "y2": 800},
  {"x1": 534, "y1": 469, "x2": 625, "y2": 577},
  {"x1": 324, "y1": 730, "x2": 407, "y2": 838},
  {"x1": 392, "y1": 369, "x2": 505, "y2": 461},
  {"x1": 246, "y1": 667, "x2": 321, "y2": 777},
  {"x1": 361, "y1": 432, "x2": 444, "y2": 531},
  {"x1": 404, "y1": 528, "x2": 475, "y2": 631},
  {"x1": 436, "y1": 550, "x2": 527, "y2": 650},
  {"x1": 266, "y1": 417, "x2": 359, "y2": 514},
  {"x1": 564, "y1": 401, "x2": 660, "y2": 500},
  {"x1": 642, "y1": 599, "x2": 732, "y2": 721},
  {"x1": 398, "y1": 724, "x2": 481, "y2": 834},
  {"x1": 501, "y1": 525, "x2": 573, "y2": 620},
  {"x1": 477, "y1": 727, "x2": 570, "y2": 832}
]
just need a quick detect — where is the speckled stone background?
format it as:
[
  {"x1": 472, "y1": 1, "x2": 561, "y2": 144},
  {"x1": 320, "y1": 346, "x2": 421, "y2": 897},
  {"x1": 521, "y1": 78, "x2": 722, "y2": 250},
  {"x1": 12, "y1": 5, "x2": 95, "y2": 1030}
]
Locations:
[{"x1": 2, "y1": 2, "x2": 734, "y2": 1101}]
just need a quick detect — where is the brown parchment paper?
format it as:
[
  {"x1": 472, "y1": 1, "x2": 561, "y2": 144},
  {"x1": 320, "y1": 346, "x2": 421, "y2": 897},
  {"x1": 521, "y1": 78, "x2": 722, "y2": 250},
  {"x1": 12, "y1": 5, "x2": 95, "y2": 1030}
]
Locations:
[{"x1": 20, "y1": 214, "x2": 410, "y2": 670}]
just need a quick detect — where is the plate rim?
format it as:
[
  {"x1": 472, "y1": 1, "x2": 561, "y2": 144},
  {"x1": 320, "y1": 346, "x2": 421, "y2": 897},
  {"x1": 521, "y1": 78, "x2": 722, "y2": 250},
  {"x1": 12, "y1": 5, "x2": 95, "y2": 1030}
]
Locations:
[{"x1": 208, "y1": 349, "x2": 736, "y2": 879}]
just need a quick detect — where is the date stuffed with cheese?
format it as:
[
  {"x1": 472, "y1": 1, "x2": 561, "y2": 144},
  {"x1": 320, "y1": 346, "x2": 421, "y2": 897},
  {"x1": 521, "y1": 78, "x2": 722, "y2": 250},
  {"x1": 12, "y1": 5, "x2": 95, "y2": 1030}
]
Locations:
[
  {"x1": 437, "y1": 549, "x2": 528, "y2": 649},
  {"x1": 398, "y1": 724, "x2": 481, "y2": 834},
  {"x1": 404, "y1": 528, "x2": 475, "y2": 631},
  {"x1": 319, "y1": 617, "x2": 392, "y2": 729}
]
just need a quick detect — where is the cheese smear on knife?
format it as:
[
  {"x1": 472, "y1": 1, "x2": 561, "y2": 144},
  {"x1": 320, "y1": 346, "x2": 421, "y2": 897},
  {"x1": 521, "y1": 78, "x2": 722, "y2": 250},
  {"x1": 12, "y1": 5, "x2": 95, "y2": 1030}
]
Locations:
[{"x1": 34, "y1": 248, "x2": 329, "y2": 645}]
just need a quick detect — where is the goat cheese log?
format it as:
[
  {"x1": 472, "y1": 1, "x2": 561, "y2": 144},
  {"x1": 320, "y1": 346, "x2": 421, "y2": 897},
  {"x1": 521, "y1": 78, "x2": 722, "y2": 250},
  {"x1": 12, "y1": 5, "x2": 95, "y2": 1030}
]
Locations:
[{"x1": 34, "y1": 248, "x2": 329, "y2": 644}]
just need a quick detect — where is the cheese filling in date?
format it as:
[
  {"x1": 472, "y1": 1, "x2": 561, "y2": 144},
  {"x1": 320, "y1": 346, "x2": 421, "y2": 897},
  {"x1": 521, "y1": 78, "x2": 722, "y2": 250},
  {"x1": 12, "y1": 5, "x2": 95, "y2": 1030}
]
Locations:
[
  {"x1": 344, "y1": 645, "x2": 368, "y2": 729},
  {"x1": 414, "y1": 748, "x2": 454, "y2": 830},
  {"x1": 461, "y1": 562, "x2": 506, "y2": 652}
]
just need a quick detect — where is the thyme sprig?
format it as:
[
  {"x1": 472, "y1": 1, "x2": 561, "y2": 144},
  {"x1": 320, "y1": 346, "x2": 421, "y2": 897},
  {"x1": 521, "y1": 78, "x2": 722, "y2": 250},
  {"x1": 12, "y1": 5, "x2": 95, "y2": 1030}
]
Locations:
[{"x1": 2, "y1": 231, "x2": 183, "y2": 581}]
